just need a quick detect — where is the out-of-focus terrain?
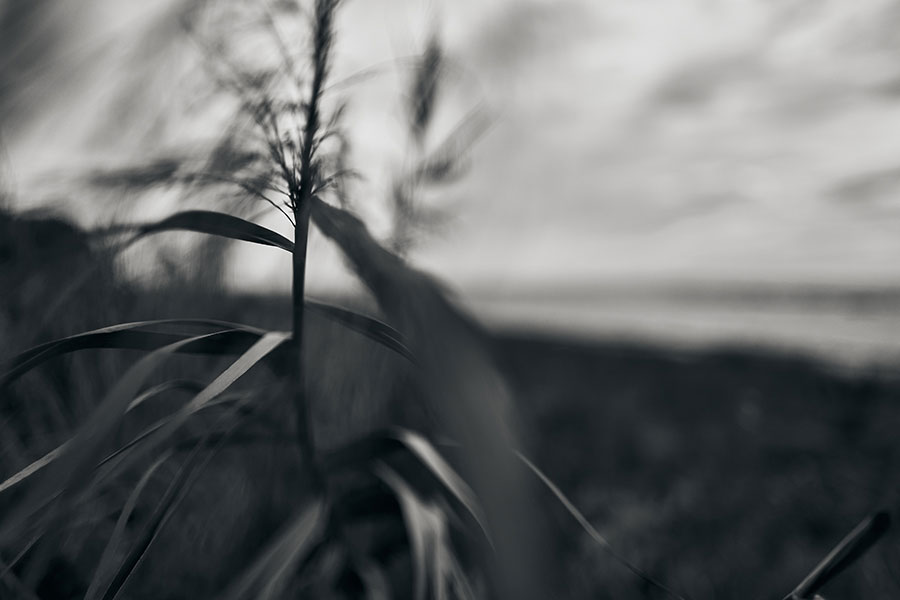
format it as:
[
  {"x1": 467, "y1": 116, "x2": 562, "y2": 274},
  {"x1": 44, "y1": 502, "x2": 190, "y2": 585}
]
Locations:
[{"x1": 2, "y1": 218, "x2": 899, "y2": 597}]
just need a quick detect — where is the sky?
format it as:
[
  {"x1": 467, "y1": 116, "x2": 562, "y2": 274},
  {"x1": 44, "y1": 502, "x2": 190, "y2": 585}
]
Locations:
[{"x1": 4, "y1": 0, "x2": 900, "y2": 301}]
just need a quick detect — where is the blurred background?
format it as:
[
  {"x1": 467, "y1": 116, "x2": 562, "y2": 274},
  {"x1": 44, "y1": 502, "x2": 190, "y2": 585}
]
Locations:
[
  {"x1": 5, "y1": 0, "x2": 900, "y2": 365},
  {"x1": 2, "y1": 0, "x2": 900, "y2": 598}
]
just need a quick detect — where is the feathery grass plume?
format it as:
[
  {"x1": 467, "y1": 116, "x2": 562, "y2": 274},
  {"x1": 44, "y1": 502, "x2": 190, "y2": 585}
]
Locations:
[
  {"x1": 390, "y1": 30, "x2": 491, "y2": 256},
  {"x1": 391, "y1": 31, "x2": 445, "y2": 255},
  {"x1": 408, "y1": 31, "x2": 444, "y2": 149}
]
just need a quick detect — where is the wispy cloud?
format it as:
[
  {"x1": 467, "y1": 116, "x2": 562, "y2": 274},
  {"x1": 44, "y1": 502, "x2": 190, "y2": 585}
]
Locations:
[{"x1": 6, "y1": 0, "x2": 900, "y2": 293}]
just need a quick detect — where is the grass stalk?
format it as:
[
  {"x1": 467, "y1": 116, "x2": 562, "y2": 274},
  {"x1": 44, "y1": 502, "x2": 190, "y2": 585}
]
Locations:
[{"x1": 291, "y1": 0, "x2": 339, "y2": 469}]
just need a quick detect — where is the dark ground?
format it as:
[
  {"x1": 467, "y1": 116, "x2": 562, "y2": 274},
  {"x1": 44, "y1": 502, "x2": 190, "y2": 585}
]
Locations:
[
  {"x1": 2, "y1": 262, "x2": 899, "y2": 598},
  {"x1": 494, "y1": 331, "x2": 900, "y2": 599}
]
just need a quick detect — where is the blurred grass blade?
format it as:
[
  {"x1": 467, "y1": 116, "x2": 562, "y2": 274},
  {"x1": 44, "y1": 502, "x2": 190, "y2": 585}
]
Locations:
[
  {"x1": 94, "y1": 392, "x2": 251, "y2": 486},
  {"x1": 2, "y1": 331, "x2": 284, "y2": 498},
  {"x1": 101, "y1": 398, "x2": 258, "y2": 600},
  {"x1": 307, "y1": 301, "x2": 414, "y2": 362},
  {"x1": 0, "y1": 381, "x2": 207, "y2": 496},
  {"x1": 128, "y1": 380, "x2": 206, "y2": 411},
  {"x1": 0, "y1": 331, "x2": 229, "y2": 546},
  {"x1": 136, "y1": 210, "x2": 294, "y2": 251},
  {"x1": 85, "y1": 453, "x2": 171, "y2": 600},
  {"x1": 221, "y1": 499, "x2": 325, "y2": 600},
  {"x1": 516, "y1": 451, "x2": 687, "y2": 600},
  {"x1": 376, "y1": 463, "x2": 434, "y2": 600},
  {"x1": 376, "y1": 463, "x2": 474, "y2": 600},
  {"x1": 2, "y1": 319, "x2": 271, "y2": 388},
  {"x1": 0, "y1": 443, "x2": 66, "y2": 496},
  {"x1": 391, "y1": 429, "x2": 486, "y2": 540},
  {"x1": 97, "y1": 332, "x2": 290, "y2": 484},
  {"x1": 787, "y1": 511, "x2": 891, "y2": 600},
  {"x1": 324, "y1": 428, "x2": 488, "y2": 542}
]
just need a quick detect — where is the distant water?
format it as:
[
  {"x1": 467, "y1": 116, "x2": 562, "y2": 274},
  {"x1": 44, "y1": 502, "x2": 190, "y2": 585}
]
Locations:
[{"x1": 461, "y1": 284, "x2": 900, "y2": 371}]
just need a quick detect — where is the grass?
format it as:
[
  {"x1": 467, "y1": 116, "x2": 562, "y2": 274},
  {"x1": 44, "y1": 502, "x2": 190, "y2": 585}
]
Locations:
[
  {"x1": 1, "y1": 0, "x2": 895, "y2": 598},
  {"x1": 497, "y1": 333, "x2": 899, "y2": 599},
  {"x1": 4, "y1": 268, "x2": 896, "y2": 598},
  {"x1": 1, "y1": 1, "x2": 555, "y2": 597}
]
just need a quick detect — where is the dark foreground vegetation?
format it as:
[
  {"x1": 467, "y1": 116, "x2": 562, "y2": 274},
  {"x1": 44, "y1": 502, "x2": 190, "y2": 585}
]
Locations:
[
  {"x1": 497, "y1": 332, "x2": 900, "y2": 599},
  {"x1": 3, "y1": 258, "x2": 897, "y2": 598}
]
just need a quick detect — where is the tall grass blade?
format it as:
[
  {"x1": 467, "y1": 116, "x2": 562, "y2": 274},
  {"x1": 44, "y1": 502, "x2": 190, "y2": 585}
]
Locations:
[
  {"x1": 128, "y1": 380, "x2": 206, "y2": 412},
  {"x1": 391, "y1": 429, "x2": 486, "y2": 541},
  {"x1": 100, "y1": 398, "x2": 258, "y2": 600},
  {"x1": 220, "y1": 499, "x2": 325, "y2": 600},
  {"x1": 786, "y1": 511, "x2": 891, "y2": 600},
  {"x1": 84, "y1": 453, "x2": 171, "y2": 600},
  {"x1": 0, "y1": 331, "x2": 235, "y2": 546},
  {"x1": 97, "y1": 332, "x2": 290, "y2": 485},
  {"x1": 0, "y1": 382, "x2": 211, "y2": 496},
  {"x1": 516, "y1": 451, "x2": 687, "y2": 600},
  {"x1": 323, "y1": 428, "x2": 488, "y2": 542},
  {"x1": 376, "y1": 463, "x2": 474, "y2": 600},
  {"x1": 95, "y1": 392, "x2": 251, "y2": 482},
  {"x1": 0, "y1": 444, "x2": 66, "y2": 496},
  {"x1": 375, "y1": 463, "x2": 433, "y2": 600},
  {"x1": 1, "y1": 320, "x2": 271, "y2": 388},
  {"x1": 137, "y1": 210, "x2": 294, "y2": 252},
  {"x1": 307, "y1": 301, "x2": 414, "y2": 362},
  {"x1": 310, "y1": 196, "x2": 555, "y2": 599}
]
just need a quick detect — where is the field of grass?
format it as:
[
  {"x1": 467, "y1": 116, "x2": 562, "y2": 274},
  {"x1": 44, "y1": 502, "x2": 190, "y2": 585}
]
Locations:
[
  {"x1": 495, "y1": 331, "x2": 900, "y2": 599},
  {"x1": 4, "y1": 260, "x2": 897, "y2": 598}
]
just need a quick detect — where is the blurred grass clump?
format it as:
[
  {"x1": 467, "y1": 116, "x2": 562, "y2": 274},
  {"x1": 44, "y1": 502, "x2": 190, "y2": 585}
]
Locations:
[{"x1": 0, "y1": 1, "x2": 552, "y2": 598}]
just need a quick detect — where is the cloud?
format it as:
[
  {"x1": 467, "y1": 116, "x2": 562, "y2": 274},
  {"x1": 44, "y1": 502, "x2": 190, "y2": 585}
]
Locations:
[
  {"x1": 462, "y1": 0, "x2": 601, "y2": 77},
  {"x1": 0, "y1": 0, "x2": 63, "y2": 124}
]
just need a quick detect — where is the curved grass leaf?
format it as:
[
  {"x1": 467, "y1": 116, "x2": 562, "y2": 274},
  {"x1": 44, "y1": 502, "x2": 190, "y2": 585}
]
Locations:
[
  {"x1": 375, "y1": 464, "x2": 431, "y2": 600},
  {"x1": 220, "y1": 499, "x2": 325, "y2": 600},
  {"x1": 0, "y1": 382, "x2": 212, "y2": 496},
  {"x1": 85, "y1": 453, "x2": 171, "y2": 600},
  {"x1": 376, "y1": 463, "x2": 475, "y2": 600},
  {"x1": 0, "y1": 443, "x2": 66, "y2": 496},
  {"x1": 93, "y1": 392, "x2": 251, "y2": 485},
  {"x1": 0, "y1": 332, "x2": 282, "y2": 496},
  {"x1": 307, "y1": 301, "x2": 414, "y2": 363},
  {"x1": 1, "y1": 319, "x2": 273, "y2": 388},
  {"x1": 0, "y1": 331, "x2": 234, "y2": 547},
  {"x1": 95, "y1": 332, "x2": 290, "y2": 487},
  {"x1": 1, "y1": 303, "x2": 410, "y2": 389},
  {"x1": 128, "y1": 380, "x2": 206, "y2": 412},
  {"x1": 136, "y1": 210, "x2": 294, "y2": 252},
  {"x1": 324, "y1": 428, "x2": 488, "y2": 545},
  {"x1": 787, "y1": 511, "x2": 891, "y2": 600},
  {"x1": 100, "y1": 395, "x2": 260, "y2": 600},
  {"x1": 516, "y1": 451, "x2": 687, "y2": 600}
]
